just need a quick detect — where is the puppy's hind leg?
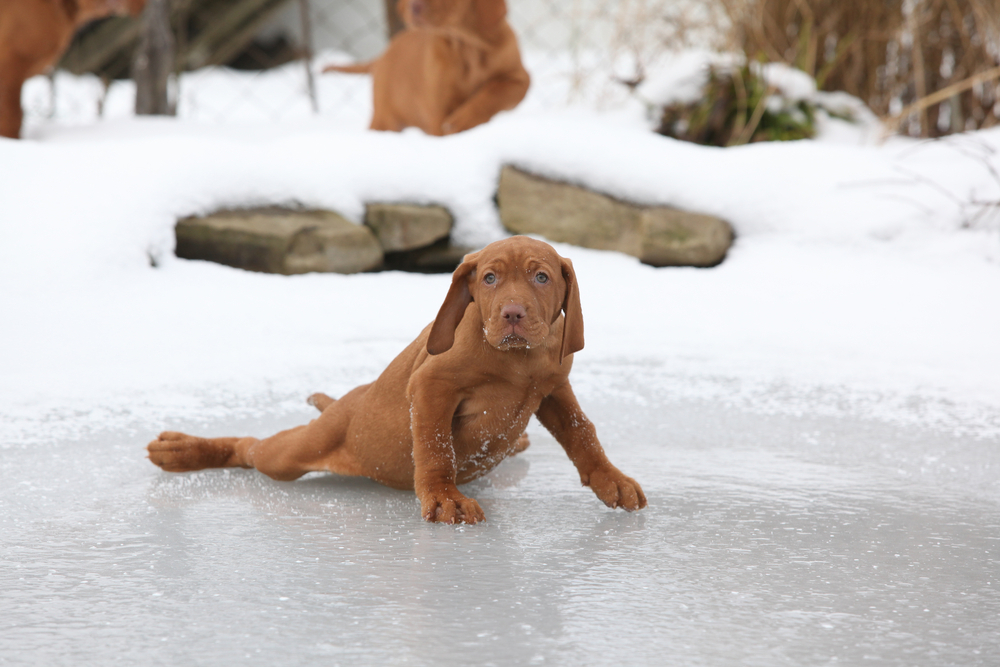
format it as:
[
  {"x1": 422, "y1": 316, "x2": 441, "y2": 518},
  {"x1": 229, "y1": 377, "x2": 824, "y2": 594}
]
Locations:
[
  {"x1": 147, "y1": 432, "x2": 250, "y2": 473},
  {"x1": 0, "y1": 63, "x2": 28, "y2": 139},
  {"x1": 307, "y1": 392, "x2": 335, "y2": 412},
  {"x1": 148, "y1": 386, "x2": 368, "y2": 482}
]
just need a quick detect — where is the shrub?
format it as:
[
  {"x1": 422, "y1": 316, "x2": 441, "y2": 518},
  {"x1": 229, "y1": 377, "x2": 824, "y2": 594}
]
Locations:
[{"x1": 653, "y1": 60, "x2": 850, "y2": 146}]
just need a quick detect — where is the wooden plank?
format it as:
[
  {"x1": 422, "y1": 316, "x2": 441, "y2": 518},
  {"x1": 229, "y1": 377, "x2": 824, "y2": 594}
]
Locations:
[
  {"x1": 181, "y1": 0, "x2": 293, "y2": 69},
  {"x1": 60, "y1": 0, "x2": 315, "y2": 78},
  {"x1": 59, "y1": 0, "x2": 197, "y2": 76},
  {"x1": 59, "y1": 17, "x2": 140, "y2": 75},
  {"x1": 197, "y1": 0, "x2": 296, "y2": 68}
]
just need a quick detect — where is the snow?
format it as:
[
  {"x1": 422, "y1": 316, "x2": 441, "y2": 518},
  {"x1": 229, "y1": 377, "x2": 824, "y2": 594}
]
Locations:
[
  {"x1": 4, "y1": 55, "x2": 999, "y2": 447},
  {"x1": 3, "y1": 52, "x2": 1000, "y2": 666},
  {"x1": 634, "y1": 50, "x2": 741, "y2": 108},
  {"x1": 758, "y1": 61, "x2": 818, "y2": 101}
]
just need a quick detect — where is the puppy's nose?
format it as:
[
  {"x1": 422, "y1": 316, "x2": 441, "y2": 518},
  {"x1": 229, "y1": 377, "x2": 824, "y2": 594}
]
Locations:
[
  {"x1": 501, "y1": 304, "x2": 526, "y2": 324},
  {"x1": 410, "y1": 0, "x2": 424, "y2": 15}
]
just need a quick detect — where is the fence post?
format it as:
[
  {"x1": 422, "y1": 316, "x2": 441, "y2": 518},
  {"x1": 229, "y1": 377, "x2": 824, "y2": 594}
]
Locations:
[
  {"x1": 133, "y1": 0, "x2": 176, "y2": 115},
  {"x1": 298, "y1": 0, "x2": 319, "y2": 114}
]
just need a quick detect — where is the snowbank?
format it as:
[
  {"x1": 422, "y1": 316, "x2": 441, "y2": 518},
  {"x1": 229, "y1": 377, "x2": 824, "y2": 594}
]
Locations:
[{"x1": 2, "y1": 59, "x2": 999, "y2": 445}]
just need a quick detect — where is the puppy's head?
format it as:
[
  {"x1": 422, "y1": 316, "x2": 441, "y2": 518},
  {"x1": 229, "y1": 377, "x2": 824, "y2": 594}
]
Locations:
[
  {"x1": 428, "y1": 236, "x2": 583, "y2": 362},
  {"x1": 401, "y1": 0, "x2": 507, "y2": 33}
]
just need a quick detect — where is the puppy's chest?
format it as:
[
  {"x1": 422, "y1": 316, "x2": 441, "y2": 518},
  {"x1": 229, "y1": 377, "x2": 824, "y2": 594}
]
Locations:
[
  {"x1": 452, "y1": 379, "x2": 548, "y2": 442},
  {"x1": 447, "y1": 40, "x2": 494, "y2": 90},
  {"x1": 457, "y1": 396, "x2": 531, "y2": 438},
  {"x1": 451, "y1": 393, "x2": 535, "y2": 477}
]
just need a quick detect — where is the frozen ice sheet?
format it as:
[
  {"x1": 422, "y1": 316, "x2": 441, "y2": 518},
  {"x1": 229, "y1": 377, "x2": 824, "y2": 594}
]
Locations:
[{"x1": 2, "y1": 380, "x2": 998, "y2": 666}]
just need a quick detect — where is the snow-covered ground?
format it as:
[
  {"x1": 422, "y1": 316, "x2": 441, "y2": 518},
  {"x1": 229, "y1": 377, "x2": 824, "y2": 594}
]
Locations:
[
  {"x1": 5, "y1": 53, "x2": 1000, "y2": 444},
  {"x1": 3, "y1": 53, "x2": 1000, "y2": 665}
]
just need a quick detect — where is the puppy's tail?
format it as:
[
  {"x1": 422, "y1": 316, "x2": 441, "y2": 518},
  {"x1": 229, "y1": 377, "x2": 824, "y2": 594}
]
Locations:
[
  {"x1": 307, "y1": 392, "x2": 336, "y2": 412},
  {"x1": 322, "y1": 61, "x2": 375, "y2": 75}
]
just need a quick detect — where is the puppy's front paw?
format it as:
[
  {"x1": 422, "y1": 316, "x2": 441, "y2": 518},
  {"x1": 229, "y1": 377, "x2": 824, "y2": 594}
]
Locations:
[
  {"x1": 147, "y1": 432, "x2": 233, "y2": 472},
  {"x1": 585, "y1": 466, "x2": 647, "y2": 511},
  {"x1": 419, "y1": 487, "x2": 485, "y2": 525}
]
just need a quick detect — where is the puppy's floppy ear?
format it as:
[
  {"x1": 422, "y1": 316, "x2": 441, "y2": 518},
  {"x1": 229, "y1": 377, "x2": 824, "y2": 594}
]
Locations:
[
  {"x1": 558, "y1": 257, "x2": 584, "y2": 363},
  {"x1": 396, "y1": 0, "x2": 410, "y2": 26},
  {"x1": 427, "y1": 253, "x2": 479, "y2": 355},
  {"x1": 475, "y1": 0, "x2": 507, "y2": 31}
]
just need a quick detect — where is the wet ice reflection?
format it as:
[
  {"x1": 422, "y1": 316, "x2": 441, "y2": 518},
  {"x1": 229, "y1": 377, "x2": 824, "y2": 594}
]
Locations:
[{"x1": 2, "y1": 391, "x2": 998, "y2": 665}]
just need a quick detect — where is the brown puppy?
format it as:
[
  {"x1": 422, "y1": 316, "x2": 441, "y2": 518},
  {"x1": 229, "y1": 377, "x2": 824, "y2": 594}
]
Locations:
[
  {"x1": 148, "y1": 237, "x2": 646, "y2": 524},
  {"x1": 324, "y1": 0, "x2": 530, "y2": 135},
  {"x1": 0, "y1": 0, "x2": 146, "y2": 139}
]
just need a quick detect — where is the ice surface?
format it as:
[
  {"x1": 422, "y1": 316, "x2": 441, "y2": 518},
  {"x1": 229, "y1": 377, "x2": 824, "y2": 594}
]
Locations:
[
  {"x1": 3, "y1": 51, "x2": 999, "y2": 666},
  {"x1": 2, "y1": 375, "x2": 998, "y2": 666}
]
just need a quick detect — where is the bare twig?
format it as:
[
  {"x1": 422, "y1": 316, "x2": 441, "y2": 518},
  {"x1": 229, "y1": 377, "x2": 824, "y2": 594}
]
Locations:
[
  {"x1": 882, "y1": 64, "x2": 1000, "y2": 134},
  {"x1": 730, "y1": 85, "x2": 774, "y2": 146}
]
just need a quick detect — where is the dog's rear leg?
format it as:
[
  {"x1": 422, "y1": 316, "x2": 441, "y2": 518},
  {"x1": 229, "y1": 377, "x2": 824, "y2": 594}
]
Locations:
[
  {"x1": 147, "y1": 432, "x2": 250, "y2": 473},
  {"x1": 307, "y1": 392, "x2": 335, "y2": 412},
  {"x1": 149, "y1": 387, "x2": 367, "y2": 481},
  {"x1": 0, "y1": 61, "x2": 28, "y2": 139}
]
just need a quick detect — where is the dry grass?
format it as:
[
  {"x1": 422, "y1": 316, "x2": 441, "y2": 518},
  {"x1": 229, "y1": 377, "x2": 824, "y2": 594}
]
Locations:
[{"x1": 725, "y1": 0, "x2": 1000, "y2": 137}]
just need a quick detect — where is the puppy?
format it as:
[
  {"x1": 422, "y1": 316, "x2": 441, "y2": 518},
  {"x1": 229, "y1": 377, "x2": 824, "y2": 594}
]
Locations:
[
  {"x1": 148, "y1": 237, "x2": 646, "y2": 524},
  {"x1": 324, "y1": 0, "x2": 530, "y2": 135}
]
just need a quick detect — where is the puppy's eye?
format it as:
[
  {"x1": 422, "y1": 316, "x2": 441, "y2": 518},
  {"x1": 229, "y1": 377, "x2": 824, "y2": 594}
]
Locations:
[
  {"x1": 535, "y1": 272, "x2": 549, "y2": 284},
  {"x1": 484, "y1": 273, "x2": 496, "y2": 285}
]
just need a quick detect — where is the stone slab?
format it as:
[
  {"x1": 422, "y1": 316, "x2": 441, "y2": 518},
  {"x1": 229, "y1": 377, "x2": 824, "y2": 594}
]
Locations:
[
  {"x1": 497, "y1": 166, "x2": 733, "y2": 267},
  {"x1": 365, "y1": 203, "x2": 453, "y2": 252},
  {"x1": 175, "y1": 207, "x2": 383, "y2": 275}
]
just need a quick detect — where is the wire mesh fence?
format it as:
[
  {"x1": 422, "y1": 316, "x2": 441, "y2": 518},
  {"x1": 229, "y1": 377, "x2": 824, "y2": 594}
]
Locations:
[
  {"x1": 22, "y1": 0, "x2": 713, "y2": 132},
  {"x1": 21, "y1": 0, "x2": 1000, "y2": 137}
]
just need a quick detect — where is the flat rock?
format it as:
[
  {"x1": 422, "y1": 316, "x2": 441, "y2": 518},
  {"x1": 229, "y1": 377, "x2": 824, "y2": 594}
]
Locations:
[
  {"x1": 175, "y1": 208, "x2": 383, "y2": 275},
  {"x1": 639, "y1": 207, "x2": 735, "y2": 267},
  {"x1": 365, "y1": 203, "x2": 453, "y2": 252},
  {"x1": 497, "y1": 166, "x2": 641, "y2": 252},
  {"x1": 497, "y1": 166, "x2": 733, "y2": 267}
]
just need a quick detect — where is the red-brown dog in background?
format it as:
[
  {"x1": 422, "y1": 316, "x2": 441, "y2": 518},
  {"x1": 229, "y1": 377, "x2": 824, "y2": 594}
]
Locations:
[
  {"x1": 324, "y1": 0, "x2": 529, "y2": 135},
  {"x1": 0, "y1": 0, "x2": 146, "y2": 139},
  {"x1": 148, "y1": 237, "x2": 646, "y2": 524}
]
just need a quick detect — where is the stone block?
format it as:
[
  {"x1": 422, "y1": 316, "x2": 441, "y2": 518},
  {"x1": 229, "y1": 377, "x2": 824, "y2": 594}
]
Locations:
[
  {"x1": 175, "y1": 208, "x2": 383, "y2": 275},
  {"x1": 365, "y1": 203, "x2": 453, "y2": 252},
  {"x1": 497, "y1": 166, "x2": 641, "y2": 253},
  {"x1": 639, "y1": 207, "x2": 734, "y2": 267},
  {"x1": 497, "y1": 166, "x2": 733, "y2": 267}
]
